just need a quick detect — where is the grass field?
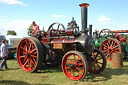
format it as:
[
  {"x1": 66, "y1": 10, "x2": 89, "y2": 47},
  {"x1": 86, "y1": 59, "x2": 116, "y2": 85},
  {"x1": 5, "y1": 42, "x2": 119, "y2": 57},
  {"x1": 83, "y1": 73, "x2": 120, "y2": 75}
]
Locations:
[{"x1": 0, "y1": 59, "x2": 128, "y2": 85}]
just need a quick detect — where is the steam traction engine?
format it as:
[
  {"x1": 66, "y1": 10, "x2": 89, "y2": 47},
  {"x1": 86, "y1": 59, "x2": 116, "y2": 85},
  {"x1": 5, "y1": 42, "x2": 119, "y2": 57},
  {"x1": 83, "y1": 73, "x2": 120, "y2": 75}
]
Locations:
[
  {"x1": 17, "y1": 3, "x2": 106, "y2": 80},
  {"x1": 93, "y1": 29, "x2": 128, "y2": 61}
]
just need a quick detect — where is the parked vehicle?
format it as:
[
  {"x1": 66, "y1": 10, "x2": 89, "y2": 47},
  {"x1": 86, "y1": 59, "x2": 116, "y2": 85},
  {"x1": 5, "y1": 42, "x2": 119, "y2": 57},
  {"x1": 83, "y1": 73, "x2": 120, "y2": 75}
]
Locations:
[{"x1": 0, "y1": 35, "x2": 17, "y2": 59}]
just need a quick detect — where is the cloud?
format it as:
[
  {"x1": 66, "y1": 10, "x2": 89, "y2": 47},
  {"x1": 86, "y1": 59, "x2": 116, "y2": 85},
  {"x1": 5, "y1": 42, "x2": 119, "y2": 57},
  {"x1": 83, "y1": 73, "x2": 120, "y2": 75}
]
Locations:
[
  {"x1": 0, "y1": 0, "x2": 27, "y2": 6},
  {"x1": 2, "y1": 20, "x2": 32, "y2": 36},
  {"x1": 97, "y1": 16, "x2": 111, "y2": 22},
  {"x1": 52, "y1": 15, "x2": 67, "y2": 18}
]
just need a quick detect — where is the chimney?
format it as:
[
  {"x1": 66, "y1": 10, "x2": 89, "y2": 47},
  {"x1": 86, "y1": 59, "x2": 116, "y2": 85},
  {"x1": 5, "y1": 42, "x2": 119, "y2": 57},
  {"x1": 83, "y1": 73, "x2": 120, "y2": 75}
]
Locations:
[{"x1": 79, "y1": 3, "x2": 89, "y2": 34}]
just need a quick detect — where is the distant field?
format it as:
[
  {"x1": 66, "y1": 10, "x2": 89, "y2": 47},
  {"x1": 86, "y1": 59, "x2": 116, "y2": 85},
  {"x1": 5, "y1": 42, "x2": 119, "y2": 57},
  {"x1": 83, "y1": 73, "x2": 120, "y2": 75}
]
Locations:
[{"x1": 0, "y1": 59, "x2": 128, "y2": 85}]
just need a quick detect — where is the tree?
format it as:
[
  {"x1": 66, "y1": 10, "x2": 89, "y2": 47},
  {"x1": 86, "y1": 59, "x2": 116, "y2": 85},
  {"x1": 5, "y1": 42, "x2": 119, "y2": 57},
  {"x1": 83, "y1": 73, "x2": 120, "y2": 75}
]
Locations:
[
  {"x1": 27, "y1": 24, "x2": 33, "y2": 30},
  {"x1": 7, "y1": 30, "x2": 17, "y2": 35}
]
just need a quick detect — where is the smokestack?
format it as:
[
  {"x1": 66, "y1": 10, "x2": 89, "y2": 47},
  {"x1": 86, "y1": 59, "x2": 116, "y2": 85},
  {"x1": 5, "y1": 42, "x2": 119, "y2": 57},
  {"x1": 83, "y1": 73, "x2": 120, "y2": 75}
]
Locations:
[{"x1": 79, "y1": 3, "x2": 89, "y2": 34}]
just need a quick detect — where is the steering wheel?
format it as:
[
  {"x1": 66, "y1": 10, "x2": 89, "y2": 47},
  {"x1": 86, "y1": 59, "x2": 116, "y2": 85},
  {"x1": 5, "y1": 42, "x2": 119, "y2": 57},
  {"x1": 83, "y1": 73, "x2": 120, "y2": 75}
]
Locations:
[
  {"x1": 27, "y1": 29, "x2": 33, "y2": 36},
  {"x1": 99, "y1": 29, "x2": 113, "y2": 39},
  {"x1": 47, "y1": 22, "x2": 65, "y2": 36}
]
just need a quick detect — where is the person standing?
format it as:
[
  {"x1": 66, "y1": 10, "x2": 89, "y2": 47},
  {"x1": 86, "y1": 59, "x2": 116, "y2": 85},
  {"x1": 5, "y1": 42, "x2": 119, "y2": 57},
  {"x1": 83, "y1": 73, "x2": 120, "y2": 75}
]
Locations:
[
  {"x1": 0, "y1": 40, "x2": 9, "y2": 71},
  {"x1": 32, "y1": 21, "x2": 40, "y2": 36}
]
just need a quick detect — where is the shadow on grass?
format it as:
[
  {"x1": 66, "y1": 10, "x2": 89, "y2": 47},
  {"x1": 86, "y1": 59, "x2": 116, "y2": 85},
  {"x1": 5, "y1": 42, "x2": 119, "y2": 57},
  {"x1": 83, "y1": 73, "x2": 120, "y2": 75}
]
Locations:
[
  {"x1": 0, "y1": 80, "x2": 54, "y2": 85},
  {"x1": 37, "y1": 65, "x2": 62, "y2": 73},
  {"x1": 0, "y1": 80, "x2": 30, "y2": 85},
  {"x1": 86, "y1": 66, "x2": 128, "y2": 82}
]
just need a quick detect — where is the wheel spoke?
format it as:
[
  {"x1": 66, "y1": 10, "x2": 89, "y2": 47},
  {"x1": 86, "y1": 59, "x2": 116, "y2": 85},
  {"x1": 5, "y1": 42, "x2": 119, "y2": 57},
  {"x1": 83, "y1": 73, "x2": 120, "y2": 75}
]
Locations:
[
  {"x1": 20, "y1": 46, "x2": 26, "y2": 51},
  {"x1": 113, "y1": 48, "x2": 119, "y2": 51},
  {"x1": 105, "y1": 51, "x2": 109, "y2": 55},
  {"x1": 74, "y1": 55, "x2": 76, "y2": 63},
  {"x1": 30, "y1": 48, "x2": 36, "y2": 54},
  {"x1": 96, "y1": 63, "x2": 101, "y2": 69},
  {"x1": 113, "y1": 45, "x2": 119, "y2": 49},
  {"x1": 32, "y1": 52, "x2": 37, "y2": 55},
  {"x1": 23, "y1": 60, "x2": 28, "y2": 66},
  {"x1": 78, "y1": 63, "x2": 84, "y2": 66},
  {"x1": 97, "y1": 62, "x2": 103, "y2": 64},
  {"x1": 76, "y1": 69, "x2": 81, "y2": 76},
  {"x1": 25, "y1": 40, "x2": 29, "y2": 48},
  {"x1": 106, "y1": 42, "x2": 110, "y2": 47},
  {"x1": 31, "y1": 59, "x2": 36, "y2": 66},
  {"x1": 102, "y1": 50, "x2": 107, "y2": 53},
  {"x1": 97, "y1": 57, "x2": 102, "y2": 60},
  {"x1": 23, "y1": 57, "x2": 27, "y2": 63},
  {"x1": 93, "y1": 64, "x2": 96, "y2": 71},
  {"x1": 75, "y1": 57, "x2": 80, "y2": 63},
  {"x1": 103, "y1": 44, "x2": 108, "y2": 48},
  {"x1": 66, "y1": 60, "x2": 72, "y2": 64},
  {"x1": 68, "y1": 57, "x2": 72, "y2": 63},
  {"x1": 33, "y1": 58, "x2": 37, "y2": 64},
  {"x1": 20, "y1": 55, "x2": 26, "y2": 58},
  {"x1": 72, "y1": 70, "x2": 75, "y2": 77},
  {"x1": 65, "y1": 66, "x2": 70, "y2": 70},
  {"x1": 108, "y1": 40, "x2": 111, "y2": 46},
  {"x1": 94, "y1": 53, "x2": 99, "y2": 59},
  {"x1": 27, "y1": 58, "x2": 30, "y2": 68},
  {"x1": 76, "y1": 67, "x2": 83, "y2": 72},
  {"x1": 70, "y1": 70, "x2": 73, "y2": 75},
  {"x1": 29, "y1": 42, "x2": 32, "y2": 50},
  {"x1": 31, "y1": 55, "x2": 37, "y2": 58},
  {"x1": 112, "y1": 41, "x2": 116, "y2": 48},
  {"x1": 110, "y1": 41, "x2": 114, "y2": 47}
]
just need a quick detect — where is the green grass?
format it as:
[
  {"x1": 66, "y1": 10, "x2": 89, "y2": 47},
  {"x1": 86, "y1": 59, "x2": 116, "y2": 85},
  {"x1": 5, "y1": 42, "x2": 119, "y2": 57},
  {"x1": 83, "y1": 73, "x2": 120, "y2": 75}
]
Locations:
[{"x1": 0, "y1": 59, "x2": 128, "y2": 85}]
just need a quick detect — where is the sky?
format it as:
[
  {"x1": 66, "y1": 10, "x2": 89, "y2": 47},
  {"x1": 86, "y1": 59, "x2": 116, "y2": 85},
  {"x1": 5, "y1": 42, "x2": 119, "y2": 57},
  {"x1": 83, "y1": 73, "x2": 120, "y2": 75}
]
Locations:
[{"x1": 0, "y1": 0, "x2": 128, "y2": 36}]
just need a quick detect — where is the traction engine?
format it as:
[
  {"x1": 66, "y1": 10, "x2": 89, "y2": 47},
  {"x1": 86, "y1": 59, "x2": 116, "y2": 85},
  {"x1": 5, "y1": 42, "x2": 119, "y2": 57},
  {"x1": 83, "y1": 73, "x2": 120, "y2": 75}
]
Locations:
[
  {"x1": 93, "y1": 29, "x2": 128, "y2": 61},
  {"x1": 17, "y1": 3, "x2": 106, "y2": 80}
]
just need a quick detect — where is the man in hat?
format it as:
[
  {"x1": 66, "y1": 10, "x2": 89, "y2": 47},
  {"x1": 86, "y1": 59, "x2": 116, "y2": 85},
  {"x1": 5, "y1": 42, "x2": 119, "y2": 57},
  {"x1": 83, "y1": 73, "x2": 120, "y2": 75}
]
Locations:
[{"x1": 0, "y1": 40, "x2": 9, "y2": 71}]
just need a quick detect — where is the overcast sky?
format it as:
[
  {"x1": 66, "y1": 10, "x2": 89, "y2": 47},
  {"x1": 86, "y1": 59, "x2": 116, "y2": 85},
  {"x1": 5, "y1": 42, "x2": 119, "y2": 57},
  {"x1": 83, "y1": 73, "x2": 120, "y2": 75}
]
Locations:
[{"x1": 0, "y1": 0, "x2": 128, "y2": 36}]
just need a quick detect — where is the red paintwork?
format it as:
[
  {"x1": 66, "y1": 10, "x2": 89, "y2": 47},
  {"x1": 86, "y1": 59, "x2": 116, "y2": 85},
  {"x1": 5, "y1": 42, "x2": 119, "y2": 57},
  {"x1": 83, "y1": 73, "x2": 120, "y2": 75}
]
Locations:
[{"x1": 66, "y1": 29, "x2": 73, "y2": 36}]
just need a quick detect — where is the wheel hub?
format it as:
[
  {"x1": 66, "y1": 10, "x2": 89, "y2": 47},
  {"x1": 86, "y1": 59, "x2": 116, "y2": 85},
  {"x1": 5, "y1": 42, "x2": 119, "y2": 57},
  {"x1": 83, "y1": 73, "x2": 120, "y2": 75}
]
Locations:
[
  {"x1": 70, "y1": 64, "x2": 76, "y2": 70},
  {"x1": 109, "y1": 48, "x2": 112, "y2": 53},
  {"x1": 25, "y1": 52, "x2": 30, "y2": 58}
]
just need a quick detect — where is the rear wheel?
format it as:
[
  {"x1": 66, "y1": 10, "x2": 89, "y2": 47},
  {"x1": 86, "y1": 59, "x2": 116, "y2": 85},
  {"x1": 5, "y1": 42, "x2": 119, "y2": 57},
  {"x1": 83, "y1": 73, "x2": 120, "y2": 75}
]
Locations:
[
  {"x1": 17, "y1": 37, "x2": 44, "y2": 72},
  {"x1": 62, "y1": 51, "x2": 88, "y2": 80},
  {"x1": 88, "y1": 48, "x2": 107, "y2": 73}
]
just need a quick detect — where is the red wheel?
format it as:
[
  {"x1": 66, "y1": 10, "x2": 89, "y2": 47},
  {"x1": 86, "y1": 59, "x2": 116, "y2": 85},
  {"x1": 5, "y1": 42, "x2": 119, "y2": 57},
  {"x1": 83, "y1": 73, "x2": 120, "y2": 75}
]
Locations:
[
  {"x1": 89, "y1": 48, "x2": 107, "y2": 73},
  {"x1": 100, "y1": 38, "x2": 122, "y2": 61},
  {"x1": 62, "y1": 51, "x2": 88, "y2": 80},
  {"x1": 17, "y1": 37, "x2": 44, "y2": 72}
]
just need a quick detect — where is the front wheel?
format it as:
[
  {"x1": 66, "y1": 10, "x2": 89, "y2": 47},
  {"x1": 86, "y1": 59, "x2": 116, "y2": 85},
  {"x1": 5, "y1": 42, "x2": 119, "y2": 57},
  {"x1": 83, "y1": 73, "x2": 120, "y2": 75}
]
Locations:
[{"x1": 62, "y1": 51, "x2": 88, "y2": 80}]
